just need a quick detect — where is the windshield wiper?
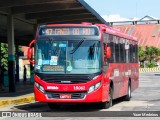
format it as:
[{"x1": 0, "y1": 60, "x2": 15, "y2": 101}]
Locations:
[{"x1": 70, "y1": 38, "x2": 85, "y2": 54}]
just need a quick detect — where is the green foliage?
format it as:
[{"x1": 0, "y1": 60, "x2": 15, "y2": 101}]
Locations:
[
  {"x1": 0, "y1": 44, "x2": 22, "y2": 69},
  {"x1": 1, "y1": 43, "x2": 8, "y2": 68},
  {"x1": 148, "y1": 61, "x2": 156, "y2": 68},
  {"x1": 18, "y1": 46, "x2": 22, "y2": 51},
  {"x1": 138, "y1": 46, "x2": 160, "y2": 68},
  {"x1": 145, "y1": 46, "x2": 159, "y2": 61},
  {"x1": 138, "y1": 46, "x2": 145, "y2": 61}
]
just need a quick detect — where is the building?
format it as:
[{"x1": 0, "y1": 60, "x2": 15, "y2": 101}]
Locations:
[
  {"x1": 108, "y1": 15, "x2": 160, "y2": 66},
  {"x1": 108, "y1": 15, "x2": 160, "y2": 48}
]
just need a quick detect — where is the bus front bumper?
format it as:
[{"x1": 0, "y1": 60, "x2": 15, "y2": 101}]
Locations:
[{"x1": 34, "y1": 85, "x2": 104, "y2": 103}]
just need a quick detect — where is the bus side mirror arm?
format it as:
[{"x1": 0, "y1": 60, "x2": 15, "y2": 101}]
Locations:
[
  {"x1": 106, "y1": 46, "x2": 111, "y2": 58},
  {"x1": 27, "y1": 40, "x2": 35, "y2": 64}
]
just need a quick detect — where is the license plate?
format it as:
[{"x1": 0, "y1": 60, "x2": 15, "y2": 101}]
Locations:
[{"x1": 60, "y1": 94, "x2": 72, "y2": 99}]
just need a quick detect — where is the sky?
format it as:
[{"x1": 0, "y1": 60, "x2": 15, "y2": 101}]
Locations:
[{"x1": 85, "y1": 0, "x2": 160, "y2": 19}]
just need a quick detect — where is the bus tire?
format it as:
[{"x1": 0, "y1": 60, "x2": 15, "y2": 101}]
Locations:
[
  {"x1": 47, "y1": 103, "x2": 59, "y2": 109},
  {"x1": 124, "y1": 81, "x2": 131, "y2": 101},
  {"x1": 101, "y1": 86, "x2": 113, "y2": 109}
]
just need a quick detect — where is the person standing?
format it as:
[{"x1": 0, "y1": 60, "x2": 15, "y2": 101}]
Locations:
[{"x1": 23, "y1": 65, "x2": 27, "y2": 83}]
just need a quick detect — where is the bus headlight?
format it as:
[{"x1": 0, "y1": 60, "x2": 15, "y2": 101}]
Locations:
[
  {"x1": 35, "y1": 82, "x2": 39, "y2": 88},
  {"x1": 88, "y1": 86, "x2": 95, "y2": 93},
  {"x1": 88, "y1": 81, "x2": 101, "y2": 94},
  {"x1": 35, "y1": 82, "x2": 44, "y2": 93},
  {"x1": 95, "y1": 82, "x2": 101, "y2": 89}
]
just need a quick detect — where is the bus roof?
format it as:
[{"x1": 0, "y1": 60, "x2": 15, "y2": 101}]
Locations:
[
  {"x1": 43, "y1": 23, "x2": 137, "y2": 41},
  {"x1": 95, "y1": 24, "x2": 137, "y2": 41},
  {"x1": 46, "y1": 22, "x2": 93, "y2": 27}
]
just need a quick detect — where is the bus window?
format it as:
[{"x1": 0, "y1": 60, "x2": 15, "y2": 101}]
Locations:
[
  {"x1": 129, "y1": 41, "x2": 134, "y2": 63},
  {"x1": 120, "y1": 38, "x2": 126, "y2": 63},
  {"x1": 135, "y1": 42, "x2": 138, "y2": 63},
  {"x1": 120, "y1": 38, "x2": 125, "y2": 63},
  {"x1": 133, "y1": 41, "x2": 138, "y2": 63},
  {"x1": 103, "y1": 43, "x2": 108, "y2": 65},
  {"x1": 125, "y1": 39, "x2": 130, "y2": 63},
  {"x1": 115, "y1": 36, "x2": 120, "y2": 63},
  {"x1": 107, "y1": 34, "x2": 115, "y2": 63}
]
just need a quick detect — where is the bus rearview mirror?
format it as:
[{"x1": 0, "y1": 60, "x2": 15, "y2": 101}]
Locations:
[
  {"x1": 27, "y1": 47, "x2": 35, "y2": 64},
  {"x1": 28, "y1": 40, "x2": 35, "y2": 64},
  {"x1": 106, "y1": 46, "x2": 111, "y2": 58},
  {"x1": 27, "y1": 48, "x2": 32, "y2": 59}
]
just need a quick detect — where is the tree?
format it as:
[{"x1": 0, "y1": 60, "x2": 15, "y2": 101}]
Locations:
[
  {"x1": 150, "y1": 46, "x2": 160, "y2": 60},
  {"x1": 1, "y1": 43, "x2": 8, "y2": 68},
  {"x1": 138, "y1": 46, "x2": 145, "y2": 62},
  {"x1": 138, "y1": 46, "x2": 160, "y2": 68},
  {"x1": 144, "y1": 46, "x2": 160, "y2": 68}
]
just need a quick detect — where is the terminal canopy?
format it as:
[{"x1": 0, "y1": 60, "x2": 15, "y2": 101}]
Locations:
[{"x1": 0, "y1": 0, "x2": 108, "y2": 45}]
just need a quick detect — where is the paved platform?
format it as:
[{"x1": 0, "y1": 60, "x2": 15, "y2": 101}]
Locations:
[
  {"x1": 0, "y1": 70, "x2": 159, "y2": 108},
  {"x1": 0, "y1": 81, "x2": 35, "y2": 108}
]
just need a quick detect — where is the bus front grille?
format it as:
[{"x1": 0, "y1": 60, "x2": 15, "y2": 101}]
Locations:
[{"x1": 46, "y1": 92, "x2": 86, "y2": 99}]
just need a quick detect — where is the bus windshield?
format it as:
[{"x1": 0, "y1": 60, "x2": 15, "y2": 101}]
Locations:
[{"x1": 35, "y1": 40, "x2": 102, "y2": 74}]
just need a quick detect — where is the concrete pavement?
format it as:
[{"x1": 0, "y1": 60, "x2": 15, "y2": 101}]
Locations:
[
  {"x1": 0, "y1": 81, "x2": 35, "y2": 108},
  {"x1": 0, "y1": 72, "x2": 160, "y2": 110}
]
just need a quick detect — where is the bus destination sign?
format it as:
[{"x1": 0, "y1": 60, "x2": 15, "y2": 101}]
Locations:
[{"x1": 39, "y1": 27, "x2": 98, "y2": 36}]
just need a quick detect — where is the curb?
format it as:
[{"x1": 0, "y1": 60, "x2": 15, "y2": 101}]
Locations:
[
  {"x1": 139, "y1": 67, "x2": 160, "y2": 73},
  {"x1": 0, "y1": 96, "x2": 35, "y2": 108}
]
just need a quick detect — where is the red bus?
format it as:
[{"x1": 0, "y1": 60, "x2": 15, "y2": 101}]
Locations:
[{"x1": 28, "y1": 23, "x2": 139, "y2": 109}]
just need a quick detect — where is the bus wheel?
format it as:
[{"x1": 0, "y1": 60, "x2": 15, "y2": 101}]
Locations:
[
  {"x1": 101, "y1": 86, "x2": 113, "y2": 109},
  {"x1": 124, "y1": 81, "x2": 131, "y2": 101},
  {"x1": 47, "y1": 103, "x2": 59, "y2": 110}
]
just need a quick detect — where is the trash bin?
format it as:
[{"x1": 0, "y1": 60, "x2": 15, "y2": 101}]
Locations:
[{"x1": 4, "y1": 71, "x2": 9, "y2": 87}]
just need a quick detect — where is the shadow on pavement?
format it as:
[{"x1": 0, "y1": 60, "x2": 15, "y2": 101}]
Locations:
[
  {"x1": 14, "y1": 102, "x2": 101, "y2": 112},
  {"x1": 154, "y1": 74, "x2": 160, "y2": 76},
  {"x1": 14, "y1": 97, "x2": 125, "y2": 112},
  {"x1": 0, "y1": 81, "x2": 34, "y2": 97}
]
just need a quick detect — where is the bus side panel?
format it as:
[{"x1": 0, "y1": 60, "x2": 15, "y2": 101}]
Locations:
[
  {"x1": 119, "y1": 64, "x2": 128, "y2": 97},
  {"x1": 107, "y1": 63, "x2": 138, "y2": 99},
  {"x1": 113, "y1": 63, "x2": 128, "y2": 99},
  {"x1": 107, "y1": 63, "x2": 123, "y2": 99},
  {"x1": 102, "y1": 72, "x2": 110, "y2": 102},
  {"x1": 124, "y1": 63, "x2": 130, "y2": 96},
  {"x1": 130, "y1": 63, "x2": 139, "y2": 92}
]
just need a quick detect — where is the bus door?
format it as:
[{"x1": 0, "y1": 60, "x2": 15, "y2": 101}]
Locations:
[
  {"x1": 124, "y1": 39, "x2": 131, "y2": 90},
  {"x1": 118, "y1": 38, "x2": 127, "y2": 96}
]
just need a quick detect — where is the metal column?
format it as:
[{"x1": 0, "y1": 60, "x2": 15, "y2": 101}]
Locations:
[
  {"x1": 7, "y1": 14, "x2": 16, "y2": 92},
  {"x1": 0, "y1": 43, "x2": 1, "y2": 67},
  {"x1": 15, "y1": 45, "x2": 19, "y2": 82}
]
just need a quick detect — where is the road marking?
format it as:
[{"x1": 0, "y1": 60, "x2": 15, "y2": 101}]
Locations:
[{"x1": 0, "y1": 96, "x2": 35, "y2": 108}]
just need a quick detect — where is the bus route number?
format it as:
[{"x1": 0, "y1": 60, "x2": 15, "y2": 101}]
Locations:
[
  {"x1": 74, "y1": 86, "x2": 85, "y2": 90},
  {"x1": 45, "y1": 29, "x2": 53, "y2": 35}
]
